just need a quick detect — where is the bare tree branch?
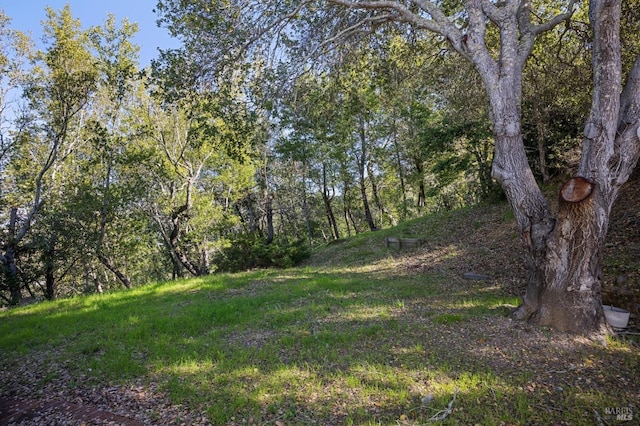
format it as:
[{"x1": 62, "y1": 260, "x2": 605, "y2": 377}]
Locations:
[
  {"x1": 533, "y1": 0, "x2": 577, "y2": 34},
  {"x1": 480, "y1": 0, "x2": 512, "y2": 25},
  {"x1": 328, "y1": 0, "x2": 450, "y2": 34},
  {"x1": 619, "y1": 53, "x2": 640, "y2": 126}
]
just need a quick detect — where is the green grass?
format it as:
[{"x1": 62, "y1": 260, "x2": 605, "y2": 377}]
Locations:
[{"x1": 1, "y1": 204, "x2": 638, "y2": 425}]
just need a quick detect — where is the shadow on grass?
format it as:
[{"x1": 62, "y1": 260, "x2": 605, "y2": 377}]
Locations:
[{"x1": 1, "y1": 266, "x2": 637, "y2": 425}]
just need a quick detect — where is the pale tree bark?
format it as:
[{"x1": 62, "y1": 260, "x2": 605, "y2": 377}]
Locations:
[
  {"x1": 0, "y1": 92, "x2": 89, "y2": 304},
  {"x1": 324, "y1": 0, "x2": 639, "y2": 333},
  {"x1": 521, "y1": 1, "x2": 640, "y2": 332}
]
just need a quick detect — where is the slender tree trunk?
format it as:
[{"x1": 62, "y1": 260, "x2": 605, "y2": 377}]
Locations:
[
  {"x1": 96, "y1": 157, "x2": 132, "y2": 289},
  {"x1": 414, "y1": 158, "x2": 426, "y2": 209},
  {"x1": 359, "y1": 176, "x2": 375, "y2": 231},
  {"x1": 296, "y1": 161, "x2": 313, "y2": 245},
  {"x1": 247, "y1": 195, "x2": 258, "y2": 232},
  {"x1": 531, "y1": 89, "x2": 552, "y2": 184},
  {"x1": 169, "y1": 232, "x2": 201, "y2": 277},
  {"x1": 368, "y1": 161, "x2": 397, "y2": 227},
  {"x1": 3, "y1": 208, "x2": 21, "y2": 305},
  {"x1": 322, "y1": 191, "x2": 339, "y2": 239},
  {"x1": 343, "y1": 205, "x2": 351, "y2": 236},
  {"x1": 84, "y1": 265, "x2": 103, "y2": 294},
  {"x1": 201, "y1": 243, "x2": 210, "y2": 275},
  {"x1": 3, "y1": 246, "x2": 20, "y2": 305},
  {"x1": 470, "y1": 140, "x2": 495, "y2": 201},
  {"x1": 536, "y1": 124, "x2": 551, "y2": 184},
  {"x1": 357, "y1": 117, "x2": 376, "y2": 231},
  {"x1": 152, "y1": 205, "x2": 201, "y2": 277},
  {"x1": 97, "y1": 253, "x2": 132, "y2": 289},
  {"x1": 324, "y1": 196, "x2": 340, "y2": 240},
  {"x1": 302, "y1": 180, "x2": 314, "y2": 246},
  {"x1": 322, "y1": 164, "x2": 340, "y2": 239},
  {"x1": 44, "y1": 260, "x2": 55, "y2": 301},
  {"x1": 342, "y1": 179, "x2": 352, "y2": 236},
  {"x1": 264, "y1": 193, "x2": 274, "y2": 245},
  {"x1": 392, "y1": 124, "x2": 408, "y2": 220}
]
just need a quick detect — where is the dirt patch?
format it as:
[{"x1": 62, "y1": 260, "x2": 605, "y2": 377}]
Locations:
[
  {"x1": 0, "y1": 359, "x2": 211, "y2": 426},
  {"x1": 0, "y1": 397, "x2": 144, "y2": 425}
]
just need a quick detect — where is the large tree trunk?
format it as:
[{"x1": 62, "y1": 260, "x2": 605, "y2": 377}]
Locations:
[
  {"x1": 489, "y1": 91, "x2": 613, "y2": 333},
  {"x1": 319, "y1": 0, "x2": 637, "y2": 334},
  {"x1": 454, "y1": 0, "x2": 611, "y2": 334},
  {"x1": 505, "y1": 0, "x2": 640, "y2": 334},
  {"x1": 535, "y1": 185, "x2": 608, "y2": 331}
]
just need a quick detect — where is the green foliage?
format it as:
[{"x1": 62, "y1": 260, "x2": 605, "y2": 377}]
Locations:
[
  {"x1": 213, "y1": 234, "x2": 310, "y2": 272},
  {"x1": 2, "y1": 0, "x2": 633, "y2": 305}
]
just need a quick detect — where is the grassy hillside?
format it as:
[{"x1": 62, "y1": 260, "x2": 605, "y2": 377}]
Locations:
[{"x1": 0, "y1": 200, "x2": 638, "y2": 425}]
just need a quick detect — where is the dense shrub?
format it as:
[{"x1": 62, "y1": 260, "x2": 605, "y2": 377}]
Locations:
[{"x1": 213, "y1": 234, "x2": 310, "y2": 272}]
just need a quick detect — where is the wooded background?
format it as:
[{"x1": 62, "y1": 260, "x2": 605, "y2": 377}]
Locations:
[{"x1": 0, "y1": 1, "x2": 638, "y2": 319}]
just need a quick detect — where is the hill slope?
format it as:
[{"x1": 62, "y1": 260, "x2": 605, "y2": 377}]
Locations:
[
  {"x1": 308, "y1": 173, "x2": 640, "y2": 318},
  {"x1": 0, "y1": 179, "x2": 638, "y2": 425}
]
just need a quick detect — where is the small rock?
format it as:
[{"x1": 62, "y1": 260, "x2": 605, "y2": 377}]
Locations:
[
  {"x1": 616, "y1": 275, "x2": 629, "y2": 285},
  {"x1": 463, "y1": 273, "x2": 492, "y2": 281},
  {"x1": 421, "y1": 394, "x2": 433, "y2": 405}
]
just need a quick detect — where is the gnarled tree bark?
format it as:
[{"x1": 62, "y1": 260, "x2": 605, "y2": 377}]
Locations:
[
  {"x1": 516, "y1": 0, "x2": 640, "y2": 333},
  {"x1": 327, "y1": 0, "x2": 639, "y2": 333}
]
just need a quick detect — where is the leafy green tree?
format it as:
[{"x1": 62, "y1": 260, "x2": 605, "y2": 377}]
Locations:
[
  {"x1": 81, "y1": 15, "x2": 143, "y2": 290},
  {"x1": 1, "y1": 5, "x2": 97, "y2": 303},
  {"x1": 156, "y1": 0, "x2": 640, "y2": 333},
  {"x1": 277, "y1": 71, "x2": 349, "y2": 241},
  {"x1": 138, "y1": 84, "x2": 255, "y2": 276},
  {"x1": 0, "y1": 11, "x2": 32, "y2": 303},
  {"x1": 0, "y1": 11, "x2": 30, "y2": 170},
  {"x1": 322, "y1": 0, "x2": 640, "y2": 333}
]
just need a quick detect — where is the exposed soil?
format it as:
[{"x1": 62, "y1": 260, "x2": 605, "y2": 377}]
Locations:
[
  {"x1": 0, "y1": 398, "x2": 144, "y2": 425},
  {"x1": 0, "y1": 370, "x2": 210, "y2": 425}
]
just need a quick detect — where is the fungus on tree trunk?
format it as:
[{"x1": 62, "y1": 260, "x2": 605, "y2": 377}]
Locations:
[{"x1": 560, "y1": 177, "x2": 594, "y2": 203}]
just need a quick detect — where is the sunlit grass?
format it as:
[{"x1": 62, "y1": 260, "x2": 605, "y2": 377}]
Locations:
[
  {"x1": 1, "y1": 264, "x2": 636, "y2": 424},
  {"x1": 1, "y1": 202, "x2": 638, "y2": 424}
]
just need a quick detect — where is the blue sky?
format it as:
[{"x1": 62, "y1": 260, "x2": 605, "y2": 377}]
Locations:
[{"x1": 0, "y1": 0, "x2": 181, "y2": 66}]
